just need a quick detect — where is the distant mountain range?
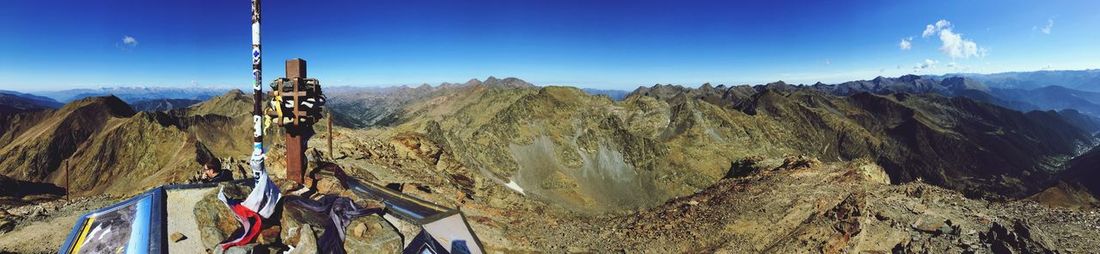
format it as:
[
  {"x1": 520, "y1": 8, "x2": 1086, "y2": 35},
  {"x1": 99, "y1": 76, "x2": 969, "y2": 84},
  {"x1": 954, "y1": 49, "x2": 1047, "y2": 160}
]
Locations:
[
  {"x1": 581, "y1": 88, "x2": 630, "y2": 100},
  {"x1": 939, "y1": 69, "x2": 1100, "y2": 92},
  {"x1": 130, "y1": 98, "x2": 203, "y2": 112},
  {"x1": 809, "y1": 74, "x2": 1100, "y2": 121},
  {"x1": 325, "y1": 76, "x2": 537, "y2": 128},
  {"x1": 36, "y1": 87, "x2": 230, "y2": 103},
  {"x1": 0, "y1": 90, "x2": 62, "y2": 114}
]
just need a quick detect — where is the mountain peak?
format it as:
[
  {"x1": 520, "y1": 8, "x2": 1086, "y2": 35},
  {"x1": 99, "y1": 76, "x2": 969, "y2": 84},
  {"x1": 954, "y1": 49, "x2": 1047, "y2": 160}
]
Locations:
[
  {"x1": 898, "y1": 74, "x2": 922, "y2": 82},
  {"x1": 183, "y1": 89, "x2": 253, "y2": 117},
  {"x1": 227, "y1": 89, "x2": 245, "y2": 96},
  {"x1": 479, "y1": 76, "x2": 535, "y2": 88},
  {"x1": 62, "y1": 95, "x2": 136, "y2": 118}
]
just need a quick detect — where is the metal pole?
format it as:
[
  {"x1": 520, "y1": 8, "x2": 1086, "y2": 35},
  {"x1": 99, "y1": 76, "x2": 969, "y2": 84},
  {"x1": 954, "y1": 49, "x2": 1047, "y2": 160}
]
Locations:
[{"x1": 250, "y1": 0, "x2": 264, "y2": 178}]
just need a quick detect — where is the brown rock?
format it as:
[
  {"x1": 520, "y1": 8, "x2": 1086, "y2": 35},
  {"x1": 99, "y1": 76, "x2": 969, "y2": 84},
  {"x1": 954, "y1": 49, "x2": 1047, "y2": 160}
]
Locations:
[
  {"x1": 170, "y1": 232, "x2": 188, "y2": 242},
  {"x1": 911, "y1": 214, "x2": 947, "y2": 234},
  {"x1": 313, "y1": 176, "x2": 344, "y2": 195},
  {"x1": 194, "y1": 183, "x2": 249, "y2": 249},
  {"x1": 342, "y1": 215, "x2": 402, "y2": 253},
  {"x1": 778, "y1": 155, "x2": 821, "y2": 170},
  {"x1": 257, "y1": 225, "x2": 281, "y2": 244},
  {"x1": 351, "y1": 221, "x2": 368, "y2": 238},
  {"x1": 0, "y1": 219, "x2": 14, "y2": 234},
  {"x1": 286, "y1": 225, "x2": 318, "y2": 254},
  {"x1": 982, "y1": 219, "x2": 1058, "y2": 254}
]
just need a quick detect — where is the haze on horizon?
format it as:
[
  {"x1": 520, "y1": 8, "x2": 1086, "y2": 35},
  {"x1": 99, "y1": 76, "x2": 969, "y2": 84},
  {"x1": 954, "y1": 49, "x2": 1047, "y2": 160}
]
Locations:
[{"x1": 1, "y1": 0, "x2": 1098, "y2": 91}]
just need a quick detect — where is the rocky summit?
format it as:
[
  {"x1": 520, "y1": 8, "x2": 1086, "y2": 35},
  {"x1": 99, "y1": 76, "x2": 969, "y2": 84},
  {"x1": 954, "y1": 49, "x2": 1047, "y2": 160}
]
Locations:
[{"x1": 1, "y1": 76, "x2": 1099, "y2": 253}]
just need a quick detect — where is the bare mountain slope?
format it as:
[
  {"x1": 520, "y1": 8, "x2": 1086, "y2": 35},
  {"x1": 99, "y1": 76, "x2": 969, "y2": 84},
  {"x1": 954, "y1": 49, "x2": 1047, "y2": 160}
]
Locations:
[
  {"x1": 335, "y1": 78, "x2": 1097, "y2": 215},
  {"x1": 0, "y1": 91, "x2": 263, "y2": 196}
]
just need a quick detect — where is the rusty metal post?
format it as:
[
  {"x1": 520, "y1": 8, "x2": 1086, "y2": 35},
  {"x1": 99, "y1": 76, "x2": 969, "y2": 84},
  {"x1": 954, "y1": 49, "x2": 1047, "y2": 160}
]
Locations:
[{"x1": 285, "y1": 58, "x2": 307, "y2": 184}]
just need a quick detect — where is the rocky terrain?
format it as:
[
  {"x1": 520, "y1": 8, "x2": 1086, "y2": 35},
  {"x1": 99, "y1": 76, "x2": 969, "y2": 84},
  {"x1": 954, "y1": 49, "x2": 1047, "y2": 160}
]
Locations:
[
  {"x1": 499, "y1": 157, "x2": 1100, "y2": 253},
  {"x1": 1, "y1": 75, "x2": 1099, "y2": 253},
  {"x1": 0, "y1": 90, "x2": 275, "y2": 197}
]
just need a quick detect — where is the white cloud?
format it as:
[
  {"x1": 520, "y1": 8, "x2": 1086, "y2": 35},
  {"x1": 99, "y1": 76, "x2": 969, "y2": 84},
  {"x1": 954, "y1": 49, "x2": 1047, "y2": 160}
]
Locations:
[
  {"x1": 922, "y1": 24, "x2": 936, "y2": 38},
  {"x1": 920, "y1": 20, "x2": 986, "y2": 59},
  {"x1": 121, "y1": 35, "x2": 138, "y2": 47},
  {"x1": 915, "y1": 59, "x2": 937, "y2": 70},
  {"x1": 938, "y1": 29, "x2": 984, "y2": 59},
  {"x1": 1040, "y1": 18, "x2": 1053, "y2": 34},
  {"x1": 899, "y1": 37, "x2": 912, "y2": 50},
  {"x1": 921, "y1": 20, "x2": 952, "y2": 38},
  {"x1": 935, "y1": 20, "x2": 951, "y2": 30},
  {"x1": 824, "y1": 59, "x2": 831, "y2": 65}
]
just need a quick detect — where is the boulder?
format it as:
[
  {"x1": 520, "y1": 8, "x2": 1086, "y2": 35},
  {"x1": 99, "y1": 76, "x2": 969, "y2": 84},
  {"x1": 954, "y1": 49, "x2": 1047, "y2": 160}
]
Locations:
[
  {"x1": 851, "y1": 159, "x2": 890, "y2": 185},
  {"x1": 194, "y1": 183, "x2": 251, "y2": 249},
  {"x1": 343, "y1": 215, "x2": 403, "y2": 253},
  {"x1": 981, "y1": 219, "x2": 1057, "y2": 254},
  {"x1": 778, "y1": 155, "x2": 821, "y2": 170},
  {"x1": 280, "y1": 202, "x2": 332, "y2": 247},
  {"x1": 725, "y1": 156, "x2": 764, "y2": 178},
  {"x1": 286, "y1": 225, "x2": 318, "y2": 254},
  {"x1": 281, "y1": 200, "x2": 400, "y2": 253},
  {"x1": 911, "y1": 214, "x2": 948, "y2": 234}
]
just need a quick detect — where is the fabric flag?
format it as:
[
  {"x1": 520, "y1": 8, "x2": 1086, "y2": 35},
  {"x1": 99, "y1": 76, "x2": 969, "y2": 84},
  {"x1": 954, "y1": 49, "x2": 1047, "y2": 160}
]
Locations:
[
  {"x1": 217, "y1": 193, "x2": 264, "y2": 250},
  {"x1": 217, "y1": 151, "x2": 282, "y2": 250},
  {"x1": 240, "y1": 154, "x2": 281, "y2": 218}
]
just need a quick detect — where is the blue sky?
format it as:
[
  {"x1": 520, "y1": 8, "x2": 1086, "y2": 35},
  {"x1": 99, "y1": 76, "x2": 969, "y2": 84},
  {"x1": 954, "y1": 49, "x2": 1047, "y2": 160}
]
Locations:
[{"x1": 1, "y1": 0, "x2": 1098, "y2": 91}]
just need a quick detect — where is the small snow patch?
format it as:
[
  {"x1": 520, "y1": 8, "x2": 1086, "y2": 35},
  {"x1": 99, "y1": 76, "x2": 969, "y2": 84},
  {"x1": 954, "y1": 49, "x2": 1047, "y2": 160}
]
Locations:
[{"x1": 504, "y1": 180, "x2": 525, "y2": 195}]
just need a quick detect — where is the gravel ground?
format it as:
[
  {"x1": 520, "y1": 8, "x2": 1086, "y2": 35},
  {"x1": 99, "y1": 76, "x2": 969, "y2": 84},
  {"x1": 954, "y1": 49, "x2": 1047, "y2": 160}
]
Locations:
[{"x1": 166, "y1": 188, "x2": 218, "y2": 253}]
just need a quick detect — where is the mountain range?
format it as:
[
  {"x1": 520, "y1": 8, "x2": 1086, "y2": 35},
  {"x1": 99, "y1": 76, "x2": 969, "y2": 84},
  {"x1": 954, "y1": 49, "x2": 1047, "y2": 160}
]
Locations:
[
  {"x1": 0, "y1": 90, "x2": 62, "y2": 115},
  {"x1": 942, "y1": 69, "x2": 1100, "y2": 92},
  {"x1": 316, "y1": 73, "x2": 1099, "y2": 210},
  {"x1": 812, "y1": 74, "x2": 1100, "y2": 120},
  {"x1": 2, "y1": 71, "x2": 1100, "y2": 252},
  {"x1": 36, "y1": 87, "x2": 230, "y2": 103},
  {"x1": 4, "y1": 71, "x2": 1097, "y2": 203}
]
